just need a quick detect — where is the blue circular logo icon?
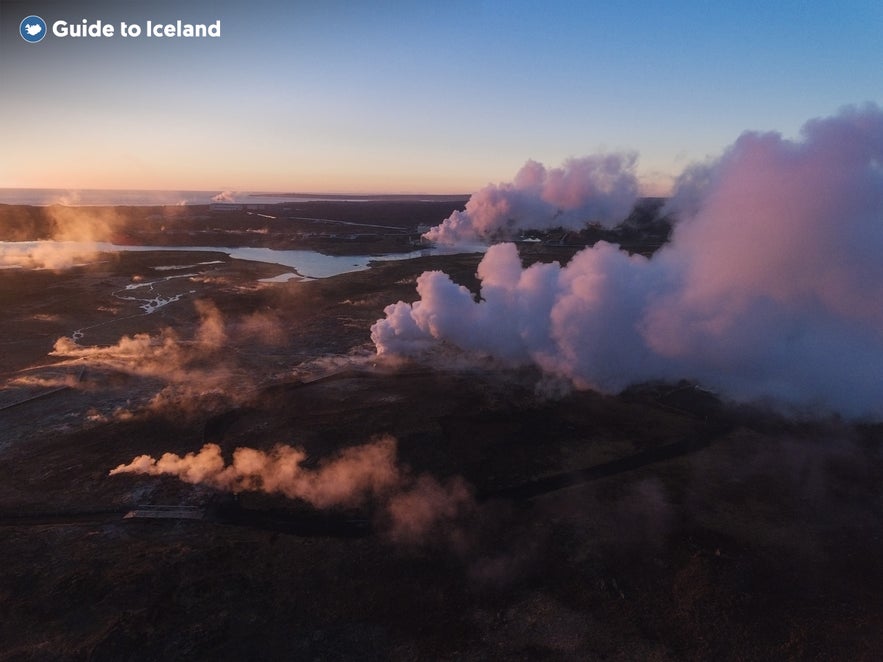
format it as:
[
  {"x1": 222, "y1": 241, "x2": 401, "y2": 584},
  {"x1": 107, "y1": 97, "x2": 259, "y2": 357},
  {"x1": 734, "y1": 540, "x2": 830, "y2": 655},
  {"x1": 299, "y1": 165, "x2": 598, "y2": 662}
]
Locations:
[{"x1": 20, "y1": 15, "x2": 47, "y2": 43}]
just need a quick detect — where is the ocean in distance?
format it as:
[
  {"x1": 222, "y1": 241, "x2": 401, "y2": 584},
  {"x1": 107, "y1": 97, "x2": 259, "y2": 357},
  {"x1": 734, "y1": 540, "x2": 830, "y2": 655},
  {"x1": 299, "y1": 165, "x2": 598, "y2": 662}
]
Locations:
[{"x1": 0, "y1": 189, "x2": 468, "y2": 206}]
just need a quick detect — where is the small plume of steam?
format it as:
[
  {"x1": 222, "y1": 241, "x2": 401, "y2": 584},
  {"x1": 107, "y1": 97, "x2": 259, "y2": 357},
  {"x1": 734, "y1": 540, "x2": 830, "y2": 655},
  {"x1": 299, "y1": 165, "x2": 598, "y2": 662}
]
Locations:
[
  {"x1": 51, "y1": 191, "x2": 84, "y2": 207},
  {"x1": 424, "y1": 154, "x2": 640, "y2": 245},
  {"x1": 110, "y1": 437, "x2": 401, "y2": 508},
  {"x1": 51, "y1": 300, "x2": 227, "y2": 377},
  {"x1": 49, "y1": 300, "x2": 254, "y2": 415},
  {"x1": 374, "y1": 105, "x2": 883, "y2": 418},
  {"x1": 110, "y1": 436, "x2": 477, "y2": 544},
  {"x1": 51, "y1": 332, "x2": 189, "y2": 376},
  {"x1": 8, "y1": 373, "x2": 81, "y2": 389},
  {"x1": 384, "y1": 475, "x2": 475, "y2": 545},
  {"x1": 48, "y1": 205, "x2": 121, "y2": 243},
  {"x1": 211, "y1": 191, "x2": 239, "y2": 203},
  {"x1": 0, "y1": 241, "x2": 99, "y2": 270},
  {"x1": 193, "y1": 299, "x2": 227, "y2": 349},
  {"x1": 45, "y1": 300, "x2": 294, "y2": 417},
  {"x1": 0, "y1": 205, "x2": 123, "y2": 269},
  {"x1": 237, "y1": 310, "x2": 287, "y2": 346}
]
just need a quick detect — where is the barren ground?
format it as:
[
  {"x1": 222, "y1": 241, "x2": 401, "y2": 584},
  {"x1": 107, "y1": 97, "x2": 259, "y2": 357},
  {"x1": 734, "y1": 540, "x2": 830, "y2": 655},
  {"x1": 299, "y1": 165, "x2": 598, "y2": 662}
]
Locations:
[{"x1": 1, "y1": 207, "x2": 882, "y2": 660}]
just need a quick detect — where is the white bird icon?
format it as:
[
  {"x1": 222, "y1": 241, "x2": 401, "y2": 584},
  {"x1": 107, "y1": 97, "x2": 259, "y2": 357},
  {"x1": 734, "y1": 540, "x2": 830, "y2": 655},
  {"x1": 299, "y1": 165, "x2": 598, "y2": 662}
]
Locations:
[{"x1": 24, "y1": 23, "x2": 42, "y2": 36}]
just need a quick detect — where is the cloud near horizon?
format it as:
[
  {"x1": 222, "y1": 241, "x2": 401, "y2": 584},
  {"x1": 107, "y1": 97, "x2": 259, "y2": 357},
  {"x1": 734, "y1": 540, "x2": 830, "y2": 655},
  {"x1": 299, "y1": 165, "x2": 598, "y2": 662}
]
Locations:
[{"x1": 373, "y1": 105, "x2": 883, "y2": 419}]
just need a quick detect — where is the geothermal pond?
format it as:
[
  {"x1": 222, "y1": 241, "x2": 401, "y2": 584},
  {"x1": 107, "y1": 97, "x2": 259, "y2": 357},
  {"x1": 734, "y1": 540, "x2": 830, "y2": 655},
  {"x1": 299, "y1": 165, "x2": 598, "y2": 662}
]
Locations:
[{"x1": 0, "y1": 241, "x2": 455, "y2": 279}]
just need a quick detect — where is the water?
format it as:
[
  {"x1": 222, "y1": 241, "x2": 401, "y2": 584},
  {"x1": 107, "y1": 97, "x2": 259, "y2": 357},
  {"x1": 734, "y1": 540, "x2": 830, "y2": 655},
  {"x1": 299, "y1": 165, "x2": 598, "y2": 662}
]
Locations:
[{"x1": 0, "y1": 241, "x2": 456, "y2": 279}]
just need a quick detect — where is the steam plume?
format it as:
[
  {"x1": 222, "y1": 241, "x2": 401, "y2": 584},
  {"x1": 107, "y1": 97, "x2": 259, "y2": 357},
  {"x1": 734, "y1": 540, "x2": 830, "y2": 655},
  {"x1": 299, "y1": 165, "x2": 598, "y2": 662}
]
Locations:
[
  {"x1": 211, "y1": 191, "x2": 239, "y2": 203},
  {"x1": 51, "y1": 300, "x2": 229, "y2": 382},
  {"x1": 424, "y1": 154, "x2": 639, "y2": 245},
  {"x1": 0, "y1": 241, "x2": 99, "y2": 270},
  {"x1": 374, "y1": 105, "x2": 883, "y2": 418},
  {"x1": 110, "y1": 437, "x2": 401, "y2": 508},
  {"x1": 47, "y1": 300, "x2": 274, "y2": 414},
  {"x1": 110, "y1": 436, "x2": 476, "y2": 542},
  {"x1": 0, "y1": 205, "x2": 122, "y2": 269}
]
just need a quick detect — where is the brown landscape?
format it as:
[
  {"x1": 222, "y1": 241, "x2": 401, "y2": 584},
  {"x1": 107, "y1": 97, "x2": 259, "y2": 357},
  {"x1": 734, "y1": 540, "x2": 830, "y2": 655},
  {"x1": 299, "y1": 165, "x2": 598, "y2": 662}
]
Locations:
[{"x1": 1, "y1": 200, "x2": 882, "y2": 660}]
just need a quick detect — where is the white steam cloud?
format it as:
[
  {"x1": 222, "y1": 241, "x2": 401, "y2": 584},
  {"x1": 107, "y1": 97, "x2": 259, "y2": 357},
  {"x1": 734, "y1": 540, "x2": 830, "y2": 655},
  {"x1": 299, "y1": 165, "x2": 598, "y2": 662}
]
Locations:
[
  {"x1": 424, "y1": 154, "x2": 639, "y2": 245},
  {"x1": 374, "y1": 105, "x2": 883, "y2": 418}
]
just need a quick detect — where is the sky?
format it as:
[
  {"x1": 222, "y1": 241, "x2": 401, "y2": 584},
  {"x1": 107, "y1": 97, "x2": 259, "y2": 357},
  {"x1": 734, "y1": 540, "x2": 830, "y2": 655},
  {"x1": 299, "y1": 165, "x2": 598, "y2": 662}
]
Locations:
[{"x1": 1, "y1": 0, "x2": 881, "y2": 195}]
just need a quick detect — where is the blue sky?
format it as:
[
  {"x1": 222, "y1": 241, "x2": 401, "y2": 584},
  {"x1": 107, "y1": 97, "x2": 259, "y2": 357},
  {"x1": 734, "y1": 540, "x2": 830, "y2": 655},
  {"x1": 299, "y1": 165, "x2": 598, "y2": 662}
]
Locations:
[{"x1": 1, "y1": 0, "x2": 881, "y2": 194}]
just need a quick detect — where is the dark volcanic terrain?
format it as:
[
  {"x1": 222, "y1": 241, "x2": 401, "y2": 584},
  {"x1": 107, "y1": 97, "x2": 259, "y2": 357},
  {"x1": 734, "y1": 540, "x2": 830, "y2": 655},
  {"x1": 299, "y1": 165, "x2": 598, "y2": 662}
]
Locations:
[{"x1": 1, "y1": 204, "x2": 882, "y2": 660}]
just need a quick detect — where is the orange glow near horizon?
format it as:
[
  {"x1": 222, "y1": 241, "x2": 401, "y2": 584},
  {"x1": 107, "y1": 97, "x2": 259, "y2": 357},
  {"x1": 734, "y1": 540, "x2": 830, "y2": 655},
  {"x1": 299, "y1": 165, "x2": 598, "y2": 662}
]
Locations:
[
  {"x1": 2, "y1": 164, "x2": 675, "y2": 198},
  {"x1": 1, "y1": 161, "x2": 495, "y2": 196}
]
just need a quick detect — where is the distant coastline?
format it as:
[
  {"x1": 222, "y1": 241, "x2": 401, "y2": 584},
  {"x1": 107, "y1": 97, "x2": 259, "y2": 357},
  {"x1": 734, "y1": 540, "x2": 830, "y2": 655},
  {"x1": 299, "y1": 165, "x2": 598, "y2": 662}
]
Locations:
[
  {"x1": 0, "y1": 189, "x2": 470, "y2": 207},
  {"x1": 0, "y1": 189, "x2": 219, "y2": 206},
  {"x1": 251, "y1": 193, "x2": 470, "y2": 202}
]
